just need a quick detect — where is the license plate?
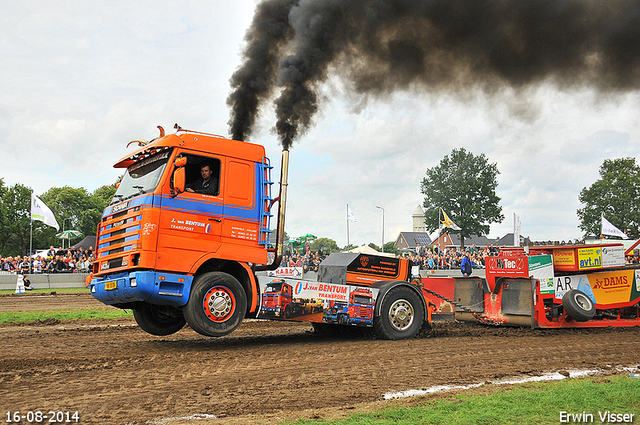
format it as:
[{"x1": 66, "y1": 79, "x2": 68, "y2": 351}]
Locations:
[{"x1": 104, "y1": 281, "x2": 117, "y2": 290}]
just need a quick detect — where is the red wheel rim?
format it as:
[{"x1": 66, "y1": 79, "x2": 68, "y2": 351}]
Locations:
[{"x1": 203, "y1": 286, "x2": 236, "y2": 322}]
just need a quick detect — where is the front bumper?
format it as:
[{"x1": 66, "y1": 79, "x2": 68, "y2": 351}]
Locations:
[{"x1": 90, "y1": 270, "x2": 194, "y2": 307}]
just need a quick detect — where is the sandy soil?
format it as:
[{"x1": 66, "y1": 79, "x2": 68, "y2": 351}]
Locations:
[{"x1": 1, "y1": 292, "x2": 640, "y2": 424}]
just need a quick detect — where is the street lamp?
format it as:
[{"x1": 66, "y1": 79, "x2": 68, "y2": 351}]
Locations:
[{"x1": 376, "y1": 205, "x2": 384, "y2": 253}]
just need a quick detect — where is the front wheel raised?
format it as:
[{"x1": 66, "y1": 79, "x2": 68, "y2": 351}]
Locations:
[
  {"x1": 374, "y1": 286, "x2": 424, "y2": 340},
  {"x1": 183, "y1": 272, "x2": 246, "y2": 337},
  {"x1": 132, "y1": 303, "x2": 186, "y2": 336}
]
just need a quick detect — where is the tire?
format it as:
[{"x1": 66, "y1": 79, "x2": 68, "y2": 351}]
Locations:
[
  {"x1": 562, "y1": 289, "x2": 596, "y2": 322},
  {"x1": 132, "y1": 303, "x2": 186, "y2": 336},
  {"x1": 374, "y1": 286, "x2": 425, "y2": 340},
  {"x1": 183, "y1": 272, "x2": 247, "y2": 337}
]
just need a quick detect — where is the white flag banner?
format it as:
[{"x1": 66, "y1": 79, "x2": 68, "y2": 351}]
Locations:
[
  {"x1": 347, "y1": 206, "x2": 357, "y2": 222},
  {"x1": 601, "y1": 215, "x2": 628, "y2": 239},
  {"x1": 513, "y1": 212, "x2": 521, "y2": 247},
  {"x1": 31, "y1": 194, "x2": 60, "y2": 230}
]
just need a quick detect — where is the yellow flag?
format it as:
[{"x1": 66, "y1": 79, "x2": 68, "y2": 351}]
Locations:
[{"x1": 441, "y1": 208, "x2": 461, "y2": 231}]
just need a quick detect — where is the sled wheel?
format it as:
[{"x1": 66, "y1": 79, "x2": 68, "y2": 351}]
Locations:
[
  {"x1": 374, "y1": 286, "x2": 424, "y2": 340},
  {"x1": 562, "y1": 289, "x2": 596, "y2": 322},
  {"x1": 133, "y1": 303, "x2": 186, "y2": 336},
  {"x1": 183, "y1": 272, "x2": 246, "y2": 337}
]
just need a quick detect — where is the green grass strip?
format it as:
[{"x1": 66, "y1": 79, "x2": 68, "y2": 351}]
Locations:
[
  {"x1": 0, "y1": 287, "x2": 89, "y2": 296},
  {"x1": 291, "y1": 376, "x2": 640, "y2": 425},
  {"x1": 0, "y1": 308, "x2": 132, "y2": 325}
]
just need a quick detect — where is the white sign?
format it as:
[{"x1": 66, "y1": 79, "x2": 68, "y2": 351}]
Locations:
[
  {"x1": 266, "y1": 267, "x2": 303, "y2": 278},
  {"x1": 601, "y1": 245, "x2": 625, "y2": 268}
]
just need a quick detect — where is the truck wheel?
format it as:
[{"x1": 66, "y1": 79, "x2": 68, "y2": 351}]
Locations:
[
  {"x1": 562, "y1": 289, "x2": 596, "y2": 322},
  {"x1": 284, "y1": 304, "x2": 292, "y2": 319},
  {"x1": 183, "y1": 272, "x2": 246, "y2": 337},
  {"x1": 133, "y1": 303, "x2": 186, "y2": 336},
  {"x1": 374, "y1": 286, "x2": 424, "y2": 340}
]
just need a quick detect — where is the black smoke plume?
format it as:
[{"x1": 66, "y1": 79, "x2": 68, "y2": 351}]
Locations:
[{"x1": 228, "y1": 0, "x2": 640, "y2": 149}]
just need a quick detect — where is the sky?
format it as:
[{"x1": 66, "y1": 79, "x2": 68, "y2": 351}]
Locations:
[{"x1": 2, "y1": 1, "x2": 640, "y2": 248}]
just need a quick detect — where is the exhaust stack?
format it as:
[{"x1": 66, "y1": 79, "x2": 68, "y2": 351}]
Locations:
[{"x1": 256, "y1": 148, "x2": 289, "y2": 271}]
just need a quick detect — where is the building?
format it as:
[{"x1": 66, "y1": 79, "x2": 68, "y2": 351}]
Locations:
[
  {"x1": 395, "y1": 232, "x2": 432, "y2": 252},
  {"x1": 412, "y1": 205, "x2": 426, "y2": 232}
]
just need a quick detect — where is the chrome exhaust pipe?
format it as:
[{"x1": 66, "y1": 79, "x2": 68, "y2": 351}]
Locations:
[{"x1": 256, "y1": 148, "x2": 289, "y2": 271}]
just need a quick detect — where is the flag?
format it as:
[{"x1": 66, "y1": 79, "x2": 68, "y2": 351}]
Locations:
[
  {"x1": 513, "y1": 212, "x2": 521, "y2": 247},
  {"x1": 347, "y1": 205, "x2": 357, "y2": 222},
  {"x1": 601, "y1": 215, "x2": 628, "y2": 239},
  {"x1": 441, "y1": 208, "x2": 461, "y2": 230},
  {"x1": 31, "y1": 194, "x2": 59, "y2": 230}
]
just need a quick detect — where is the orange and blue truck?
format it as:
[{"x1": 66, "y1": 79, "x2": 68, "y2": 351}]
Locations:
[{"x1": 88, "y1": 125, "x2": 434, "y2": 340}]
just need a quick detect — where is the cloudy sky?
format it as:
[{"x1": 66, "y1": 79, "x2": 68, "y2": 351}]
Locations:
[{"x1": 2, "y1": 1, "x2": 639, "y2": 248}]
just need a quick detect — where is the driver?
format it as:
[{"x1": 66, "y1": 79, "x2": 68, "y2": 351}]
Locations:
[{"x1": 186, "y1": 163, "x2": 218, "y2": 196}]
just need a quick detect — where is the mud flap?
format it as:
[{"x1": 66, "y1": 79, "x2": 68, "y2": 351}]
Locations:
[{"x1": 453, "y1": 277, "x2": 486, "y2": 321}]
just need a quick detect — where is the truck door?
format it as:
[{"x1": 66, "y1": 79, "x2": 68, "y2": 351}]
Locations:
[
  {"x1": 220, "y1": 157, "x2": 261, "y2": 251},
  {"x1": 156, "y1": 154, "x2": 224, "y2": 273}
]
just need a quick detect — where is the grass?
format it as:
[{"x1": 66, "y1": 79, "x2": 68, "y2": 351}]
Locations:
[
  {"x1": 289, "y1": 376, "x2": 640, "y2": 425},
  {"x1": 0, "y1": 308, "x2": 133, "y2": 325},
  {"x1": 0, "y1": 287, "x2": 133, "y2": 324},
  {"x1": 0, "y1": 287, "x2": 89, "y2": 296}
]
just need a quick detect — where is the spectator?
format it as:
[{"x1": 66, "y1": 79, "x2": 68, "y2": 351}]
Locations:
[
  {"x1": 461, "y1": 251, "x2": 472, "y2": 277},
  {"x1": 23, "y1": 275, "x2": 33, "y2": 290}
]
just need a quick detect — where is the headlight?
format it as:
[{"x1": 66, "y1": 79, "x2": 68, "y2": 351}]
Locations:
[{"x1": 130, "y1": 278, "x2": 137, "y2": 287}]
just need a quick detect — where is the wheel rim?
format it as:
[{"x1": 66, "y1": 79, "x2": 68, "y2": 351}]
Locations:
[
  {"x1": 574, "y1": 292, "x2": 593, "y2": 311},
  {"x1": 388, "y1": 299, "x2": 414, "y2": 331},
  {"x1": 203, "y1": 286, "x2": 236, "y2": 322}
]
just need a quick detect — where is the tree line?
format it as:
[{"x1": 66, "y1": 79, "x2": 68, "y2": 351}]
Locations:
[{"x1": 0, "y1": 179, "x2": 117, "y2": 256}]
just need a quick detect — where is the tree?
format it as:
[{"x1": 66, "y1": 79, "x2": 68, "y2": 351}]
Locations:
[
  {"x1": 577, "y1": 157, "x2": 640, "y2": 239},
  {"x1": 310, "y1": 237, "x2": 340, "y2": 254},
  {"x1": 421, "y1": 147, "x2": 504, "y2": 248},
  {"x1": 0, "y1": 181, "x2": 33, "y2": 255},
  {"x1": 383, "y1": 241, "x2": 400, "y2": 256},
  {"x1": 39, "y1": 183, "x2": 117, "y2": 249}
]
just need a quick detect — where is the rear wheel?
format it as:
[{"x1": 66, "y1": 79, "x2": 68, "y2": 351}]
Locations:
[
  {"x1": 133, "y1": 303, "x2": 186, "y2": 336},
  {"x1": 374, "y1": 286, "x2": 424, "y2": 340},
  {"x1": 183, "y1": 272, "x2": 246, "y2": 337},
  {"x1": 562, "y1": 289, "x2": 596, "y2": 322}
]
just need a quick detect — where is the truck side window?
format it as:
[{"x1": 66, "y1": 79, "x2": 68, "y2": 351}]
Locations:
[{"x1": 183, "y1": 155, "x2": 221, "y2": 197}]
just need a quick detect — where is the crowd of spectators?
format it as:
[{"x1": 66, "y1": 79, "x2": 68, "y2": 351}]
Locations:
[
  {"x1": 407, "y1": 243, "x2": 501, "y2": 271},
  {"x1": 278, "y1": 242, "x2": 501, "y2": 275},
  {"x1": 0, "y1": 246, "x2": 94, "y2": 274},
  {"x1": 280, "y1": 248, "x2": 327, "y2": 274}
]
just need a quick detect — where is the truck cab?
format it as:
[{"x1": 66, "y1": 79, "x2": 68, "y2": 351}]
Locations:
[{"x1": 89, "y1": 127, "x2": 276, "y2": 337}]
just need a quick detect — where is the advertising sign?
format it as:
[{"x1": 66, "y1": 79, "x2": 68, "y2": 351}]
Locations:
[
  {"x1": 267, "y1": 267, "x2": 303, "y2": 278},
  {"x1": 528, "y1": 254, "x2": 554, "y2": 294},
  {"x1": 601, "y1": 245, "x2": 625, "y2": 268},
  {"x1": 552, "y1": 249, "x2": 576, "y2": 271},
  {"x1": 257, "y1": 276, "x2": 380, "y2": 326},
  {"x1": 554, "y1": 269, "x2": 639, "y2": 307},
  {"x1": 577, "y1": 247, "x2": 602, "y2": 270}
]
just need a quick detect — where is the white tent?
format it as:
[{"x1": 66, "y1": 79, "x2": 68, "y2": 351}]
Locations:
[{"x1": 346, "y1": 245, "x2": 395, "y2": 257}]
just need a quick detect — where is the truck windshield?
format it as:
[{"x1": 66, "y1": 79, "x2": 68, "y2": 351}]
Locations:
[{"x1": 111, "y1": 150, "x2": 172, "y2": 204}]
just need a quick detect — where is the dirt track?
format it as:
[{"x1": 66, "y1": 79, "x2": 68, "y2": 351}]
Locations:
[{"x1": 1, "y1": 293, "x2": 640, "y2": 424}]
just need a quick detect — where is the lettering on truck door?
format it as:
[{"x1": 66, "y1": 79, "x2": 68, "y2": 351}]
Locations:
[{"x1": 156, "y1": 154, "x2": 224, "y2": 272}]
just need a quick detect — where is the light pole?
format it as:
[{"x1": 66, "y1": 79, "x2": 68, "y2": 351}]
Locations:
[{"x1": 376, "y1": 205, "x2": 384, "y2": 253}]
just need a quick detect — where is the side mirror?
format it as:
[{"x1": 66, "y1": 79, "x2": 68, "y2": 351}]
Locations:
[{"x1": 171, "y1": 157, "x2": 187, "y2": 197}]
